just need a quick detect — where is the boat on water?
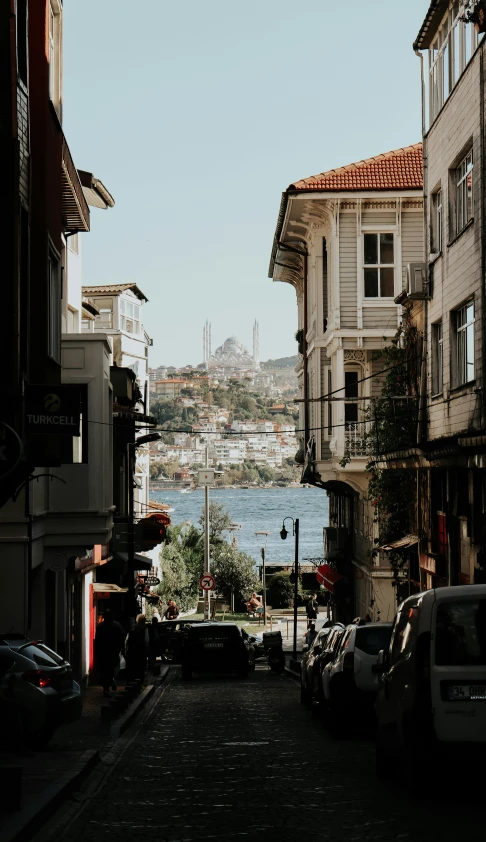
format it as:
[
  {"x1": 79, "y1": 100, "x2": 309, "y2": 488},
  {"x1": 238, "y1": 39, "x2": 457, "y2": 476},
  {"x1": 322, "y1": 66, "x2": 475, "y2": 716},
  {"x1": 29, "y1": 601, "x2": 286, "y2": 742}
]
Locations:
[{"x1": 180, "y1": 488, "x2": 192, "y2": 494}]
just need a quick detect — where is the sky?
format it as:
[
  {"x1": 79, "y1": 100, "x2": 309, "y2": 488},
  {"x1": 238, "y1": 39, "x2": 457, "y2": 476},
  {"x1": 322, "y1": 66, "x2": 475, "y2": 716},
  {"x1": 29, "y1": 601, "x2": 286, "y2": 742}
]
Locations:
[{"x1": 63, "y1": 0, "x2": 429, "y2": 368}]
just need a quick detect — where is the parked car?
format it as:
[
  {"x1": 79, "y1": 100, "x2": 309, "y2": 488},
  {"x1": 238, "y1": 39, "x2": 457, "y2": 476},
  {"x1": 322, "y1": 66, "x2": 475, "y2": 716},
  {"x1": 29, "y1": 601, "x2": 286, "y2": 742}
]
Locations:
[
  {"x1": 300, "y1": 626, "x2": 332, "y2": 707},
  {"x1": 316, "y1": 625, "x2": 347, "y2": 713},
  {"x1": 0, "y1": 635, "x2": 82, "y2": 748},
  {"x1": 323, "y1": 622, "x2": 393, "y2": 734},
  {"x1": 158, "y1": 619, "x2": 212, "y2": 663},
  {"x1": 375, "y1": 586, "x2": 486, "y2": 790},
  {"x1": 181, "y1": 622, "x2": 256, "y2": 679}
]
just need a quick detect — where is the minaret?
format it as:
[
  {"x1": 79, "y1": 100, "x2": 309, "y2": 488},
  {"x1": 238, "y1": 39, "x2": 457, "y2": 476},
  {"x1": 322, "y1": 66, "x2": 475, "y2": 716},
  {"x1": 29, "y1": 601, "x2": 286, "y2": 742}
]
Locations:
[
  {"x1": 253, "y1": 320, "x2": 260, "y2": 370},
  {"x1": 203, "y1": 323, "x2": 207, "y2": 365}
]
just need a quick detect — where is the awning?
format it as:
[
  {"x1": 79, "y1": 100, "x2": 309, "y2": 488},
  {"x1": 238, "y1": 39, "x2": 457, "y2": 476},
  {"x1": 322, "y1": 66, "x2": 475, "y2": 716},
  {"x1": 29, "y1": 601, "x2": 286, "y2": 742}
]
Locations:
[
  {"x1": 62, "y1": 137, "x2": 90, "y2": 232},
  {"x1": 316, "y1": 563, "x2": 344, "y2": 594},
  {"x1": 379, "y1": 535, "x2": 419, "y2": 552},
  {"x1": 92, "y1": 583, "x2": 128, "y2": 594},
  {"x1": 78, "y1": 170, "x2": 115, "y2": 210},
  {"x1": 113, "y1": 552, "x2": 153, "y2": 571}
]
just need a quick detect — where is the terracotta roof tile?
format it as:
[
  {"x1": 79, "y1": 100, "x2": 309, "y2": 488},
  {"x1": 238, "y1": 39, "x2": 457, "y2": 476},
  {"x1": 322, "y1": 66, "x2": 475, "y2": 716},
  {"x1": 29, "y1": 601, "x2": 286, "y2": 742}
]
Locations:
[
  {"x1": 289, "y1": 143, "x2": 423, "y2": 192},
  {"x1": 82, "y1": 283, "x2": 148, "y2": 301}
]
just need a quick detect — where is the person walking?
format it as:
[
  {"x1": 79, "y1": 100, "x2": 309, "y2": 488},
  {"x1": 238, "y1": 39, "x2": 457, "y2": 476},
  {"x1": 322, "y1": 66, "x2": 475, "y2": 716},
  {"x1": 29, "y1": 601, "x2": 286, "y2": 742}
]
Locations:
[
  {"x1": 125, "y1": 614, "x2": 149, "y2": 682},
  {"x1": 94, "y1": 609, "x2": 125, "y2": 697},
  {"x1": 148, "y1": 615, "x2": 162, "y2": 662},
  {"x1": 304, "y1": 621, "x2": 318, "y2": 648},
  {"x1": 306, "y1": 593, "x2": 319, "y2": 627},
  {"x1": 163, "y1": 600, "x2": 180, "y2": 620}
]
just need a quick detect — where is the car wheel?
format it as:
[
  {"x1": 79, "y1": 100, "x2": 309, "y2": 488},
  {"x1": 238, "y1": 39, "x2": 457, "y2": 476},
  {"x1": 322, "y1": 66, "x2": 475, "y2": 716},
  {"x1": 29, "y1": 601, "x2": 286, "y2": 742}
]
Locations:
[{"x1": 181, "y1": 665, "x2": 192, "y2": 680}]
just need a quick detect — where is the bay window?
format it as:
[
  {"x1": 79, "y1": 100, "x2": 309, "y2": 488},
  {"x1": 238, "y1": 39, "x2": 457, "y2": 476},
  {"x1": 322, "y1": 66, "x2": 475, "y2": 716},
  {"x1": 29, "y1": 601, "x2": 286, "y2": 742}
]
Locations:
[{"x1": 429, "y1": 5, "x2": 481, "y2": 125}]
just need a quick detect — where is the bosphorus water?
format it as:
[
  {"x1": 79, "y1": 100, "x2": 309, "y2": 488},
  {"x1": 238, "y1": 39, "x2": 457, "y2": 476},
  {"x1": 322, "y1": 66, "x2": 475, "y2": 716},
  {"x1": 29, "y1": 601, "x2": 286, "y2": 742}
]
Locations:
[{"x1": 149, "y1": 486, "x2": 329, "y2": 567}]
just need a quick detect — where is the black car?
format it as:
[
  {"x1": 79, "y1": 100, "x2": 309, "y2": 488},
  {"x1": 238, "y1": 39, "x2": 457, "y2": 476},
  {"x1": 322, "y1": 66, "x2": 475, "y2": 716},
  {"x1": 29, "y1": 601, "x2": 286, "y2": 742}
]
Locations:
[
  {"x1": 181, "y1": 623, "x2": 256, "y2": 679},
  {"x1": 157, "y1": 619, "x2": 212, "y2": 663},
  {"x1": 242, "y1": 629, "x2": 265, "y2": 659}
]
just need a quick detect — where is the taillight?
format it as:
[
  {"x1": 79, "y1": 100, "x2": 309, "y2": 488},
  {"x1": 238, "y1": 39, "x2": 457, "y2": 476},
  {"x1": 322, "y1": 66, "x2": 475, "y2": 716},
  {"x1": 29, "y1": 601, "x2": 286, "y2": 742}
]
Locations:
[
  {"x1": 22, "y1": 670, "x2": 51, "y2": 688},
  {"x1": 343, "y1": 652, "x2": 354, "y2": 672}
]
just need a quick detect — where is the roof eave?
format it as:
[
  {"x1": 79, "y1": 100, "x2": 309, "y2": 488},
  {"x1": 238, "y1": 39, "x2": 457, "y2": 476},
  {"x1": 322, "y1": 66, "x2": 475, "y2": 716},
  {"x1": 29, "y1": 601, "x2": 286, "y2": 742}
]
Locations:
[{"x1": 413, "y1": 0, "x2": 449, "y2": 50}]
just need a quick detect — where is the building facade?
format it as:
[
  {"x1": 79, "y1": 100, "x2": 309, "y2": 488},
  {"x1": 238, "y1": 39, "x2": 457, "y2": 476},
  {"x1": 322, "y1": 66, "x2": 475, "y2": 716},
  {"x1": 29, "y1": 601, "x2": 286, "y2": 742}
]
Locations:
[{"x1": 269, "y1": 145, "x2": 424, "y2": 622}]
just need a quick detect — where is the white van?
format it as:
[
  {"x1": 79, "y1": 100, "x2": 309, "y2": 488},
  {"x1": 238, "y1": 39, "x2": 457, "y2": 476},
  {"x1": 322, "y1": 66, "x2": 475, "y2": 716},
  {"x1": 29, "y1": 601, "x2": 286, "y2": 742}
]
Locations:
[{"x1": 375, "y1": 585, "x2": 486, "y2": 787}]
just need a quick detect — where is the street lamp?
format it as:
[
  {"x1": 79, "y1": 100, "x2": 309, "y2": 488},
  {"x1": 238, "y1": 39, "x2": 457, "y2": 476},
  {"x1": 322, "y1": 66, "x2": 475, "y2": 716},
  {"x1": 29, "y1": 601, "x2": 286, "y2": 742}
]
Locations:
[
  {"x1": 255, "y1": 531, "x2": 270, "y2": 627},
  {"x1": 280, "y1": 517, "x2": 299, "y2": 659}
]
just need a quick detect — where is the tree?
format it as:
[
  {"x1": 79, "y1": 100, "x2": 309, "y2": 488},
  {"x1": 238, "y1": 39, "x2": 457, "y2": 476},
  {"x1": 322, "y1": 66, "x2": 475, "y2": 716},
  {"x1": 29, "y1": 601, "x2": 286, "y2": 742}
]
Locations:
[
  {"x1": 198, "y1": 501, "x2": 232, "y2": 546},
  {"x1": 267, "y1": 572, "x2": 302, "y2": 608},
  {"x1": 156, "y1": 542, "x2": 198, "y2": 612},
  {"x1": 211, "y1": 544, "x2": 261, "y2": 602}
]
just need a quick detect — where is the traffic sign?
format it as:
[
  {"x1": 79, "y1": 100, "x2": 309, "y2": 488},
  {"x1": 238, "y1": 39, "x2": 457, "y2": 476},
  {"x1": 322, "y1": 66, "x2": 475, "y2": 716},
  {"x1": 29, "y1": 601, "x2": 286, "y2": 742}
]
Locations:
[
  {"x1": 200, "y1": 573, "x2": 215, "y2": 591},
  {"x1": 0, "y1": 422, "x2": 23, "y2": 479},
  {"x1": 197, "y1": 469, "x2": 215, "y2": 486}
]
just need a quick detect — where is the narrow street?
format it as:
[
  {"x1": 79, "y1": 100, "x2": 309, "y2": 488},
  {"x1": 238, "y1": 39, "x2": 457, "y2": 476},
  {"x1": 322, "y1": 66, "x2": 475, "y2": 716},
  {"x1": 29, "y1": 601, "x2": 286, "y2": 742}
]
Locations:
[{"x1": 37, "y1": 668, "x2": 482, "y2": 842}]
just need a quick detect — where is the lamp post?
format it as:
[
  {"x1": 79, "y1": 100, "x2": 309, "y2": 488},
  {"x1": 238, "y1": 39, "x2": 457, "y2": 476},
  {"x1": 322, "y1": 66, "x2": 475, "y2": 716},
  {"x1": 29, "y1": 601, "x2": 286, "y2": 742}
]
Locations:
[
  {"x1": 255, "y1": 531, "x2": 270, "y2": 627},
  {"x1": 280, "y1": 517, "x2": 299, "y2": 659}
]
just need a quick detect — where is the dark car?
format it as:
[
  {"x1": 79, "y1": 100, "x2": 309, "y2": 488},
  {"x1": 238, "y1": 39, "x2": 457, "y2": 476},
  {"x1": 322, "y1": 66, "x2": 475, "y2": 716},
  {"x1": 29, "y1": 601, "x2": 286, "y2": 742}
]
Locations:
[
  {"x1": 242, "y1": 629, "x2": 265, "y2": 659},
  {"x1": 181, "y1": 623, "x2": 255, "y2": 679},
  {"x1": 0, "y1": 634, "x2": 82, "y2": 747},
  {"x1": 157, "y1": 619, "x2": 212, "y2": 663}
]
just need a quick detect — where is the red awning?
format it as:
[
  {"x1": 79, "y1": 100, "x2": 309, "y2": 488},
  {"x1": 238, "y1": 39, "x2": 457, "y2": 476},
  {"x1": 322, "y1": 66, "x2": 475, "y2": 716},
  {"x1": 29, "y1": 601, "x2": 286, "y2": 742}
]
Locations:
[{"x1": 316, "y1": 563, "x2": 343, "y2": 594}]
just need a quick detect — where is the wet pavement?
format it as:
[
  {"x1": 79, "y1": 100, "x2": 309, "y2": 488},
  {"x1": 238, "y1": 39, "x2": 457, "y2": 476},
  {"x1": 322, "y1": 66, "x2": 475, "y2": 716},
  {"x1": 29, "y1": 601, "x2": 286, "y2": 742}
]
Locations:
[{"x1": 36, "y1": 665, "x2": 483, "y2": 842}]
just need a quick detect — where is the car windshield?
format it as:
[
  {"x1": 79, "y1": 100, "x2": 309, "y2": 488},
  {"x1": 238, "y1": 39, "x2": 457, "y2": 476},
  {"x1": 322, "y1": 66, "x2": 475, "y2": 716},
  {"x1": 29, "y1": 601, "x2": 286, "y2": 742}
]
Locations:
[
  {"x1": 356, "y1": 626, "x2": 393, "y2": 656},
  {"x1": 19, "y1": 643, "x2": 65, "y2": 667},
  {"x1": 435, "y1": 600, "x2": 486, "y2": 666}
]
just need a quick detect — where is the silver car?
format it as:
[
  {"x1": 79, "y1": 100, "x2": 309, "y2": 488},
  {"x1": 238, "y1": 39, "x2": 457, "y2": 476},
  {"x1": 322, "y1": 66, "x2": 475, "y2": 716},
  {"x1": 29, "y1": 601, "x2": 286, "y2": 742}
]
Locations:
[{"x1": 0, "y1": 635, "x2": 82, "y2": 748}]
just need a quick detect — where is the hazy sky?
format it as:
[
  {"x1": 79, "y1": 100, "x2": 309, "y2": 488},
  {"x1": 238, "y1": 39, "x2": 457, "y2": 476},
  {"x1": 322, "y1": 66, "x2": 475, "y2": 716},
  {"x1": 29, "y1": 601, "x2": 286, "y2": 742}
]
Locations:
[{"x1": 63, "y1": 0, "x2": 428, "y2": 368}]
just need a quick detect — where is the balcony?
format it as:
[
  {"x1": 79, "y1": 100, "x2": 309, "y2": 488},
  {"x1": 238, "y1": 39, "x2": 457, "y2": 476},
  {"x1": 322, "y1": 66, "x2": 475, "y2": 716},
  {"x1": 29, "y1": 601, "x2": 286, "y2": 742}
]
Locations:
[{"x1": 344, "y1": 423, "x2": 368, "y2": 458}]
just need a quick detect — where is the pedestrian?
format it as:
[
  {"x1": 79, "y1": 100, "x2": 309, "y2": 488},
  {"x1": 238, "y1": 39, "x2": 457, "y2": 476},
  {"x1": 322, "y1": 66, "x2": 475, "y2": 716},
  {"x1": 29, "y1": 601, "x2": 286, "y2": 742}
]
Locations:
[
  {"x1": 304, "y1": 621, "x2": 317, "y2": 648},
  {"x1": 148, "y1": 615, "x2": 161, "y2": 662},
  {"x1": 94, "y1": 609, "x2": 125, "y2": 697},
  {"x1": 163, "y1": 599, "x2": 180, "y2": 620},
  {"x1": 306, "y1": 593, "x2": 319, "y2": 627},
  {"x1": 125, "y1": 614, "x2": 149, "y2": 682}
]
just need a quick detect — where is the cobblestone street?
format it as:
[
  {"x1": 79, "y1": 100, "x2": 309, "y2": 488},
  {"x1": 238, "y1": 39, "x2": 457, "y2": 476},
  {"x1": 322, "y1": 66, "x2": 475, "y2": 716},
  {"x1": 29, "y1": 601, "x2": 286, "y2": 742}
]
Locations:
[{"x1": 35, "y1": 666, "x2": 483, "y2": 842}]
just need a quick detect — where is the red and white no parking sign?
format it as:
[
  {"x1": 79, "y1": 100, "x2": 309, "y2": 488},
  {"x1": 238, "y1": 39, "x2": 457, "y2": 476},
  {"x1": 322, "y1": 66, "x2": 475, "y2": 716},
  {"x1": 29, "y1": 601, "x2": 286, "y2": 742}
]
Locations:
[{"x1": 200, "y1": 573, "x2": 215, "y2": 591}]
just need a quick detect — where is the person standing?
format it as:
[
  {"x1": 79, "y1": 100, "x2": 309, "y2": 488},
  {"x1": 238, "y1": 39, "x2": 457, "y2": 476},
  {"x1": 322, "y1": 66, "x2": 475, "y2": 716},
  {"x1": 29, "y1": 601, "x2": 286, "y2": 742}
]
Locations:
[
  {"x1": 148, "y1": 615, "x2": 161, "y2": 662},
  {"x1": 306, "y1": 593, "x2": 319, "y2": 627},
  {"x1": 125, "y1": 614, "x2": 149, "y2": 682},
  {"x1": 163, "y1": 600, "x2": 180, "y2": 620},
  {"x1": 94, "y1": 609, "x2": 125, "y2": 697}
]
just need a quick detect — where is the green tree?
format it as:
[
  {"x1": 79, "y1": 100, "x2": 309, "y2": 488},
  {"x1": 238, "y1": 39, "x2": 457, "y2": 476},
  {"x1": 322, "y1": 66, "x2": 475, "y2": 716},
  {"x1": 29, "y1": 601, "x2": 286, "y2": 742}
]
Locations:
[
  {"x1": 211, "y1": 544, "x2": 261, "y2": 602},
  {"x1": 198, "y1": 501, "x2": 233, "y2": 546},
  {"x1": 156, "y1": 543, "x2": 197, "y2": 611},
  {"x1": 267, "y1": 572, "x2": 302, "y2": 608}
]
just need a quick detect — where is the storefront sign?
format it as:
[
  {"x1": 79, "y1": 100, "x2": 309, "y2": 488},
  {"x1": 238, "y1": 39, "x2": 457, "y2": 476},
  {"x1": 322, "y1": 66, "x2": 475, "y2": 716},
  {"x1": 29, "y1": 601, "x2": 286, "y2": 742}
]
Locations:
[{"x1": 25, "y1": 385, "x2": 81, "y2": 436}]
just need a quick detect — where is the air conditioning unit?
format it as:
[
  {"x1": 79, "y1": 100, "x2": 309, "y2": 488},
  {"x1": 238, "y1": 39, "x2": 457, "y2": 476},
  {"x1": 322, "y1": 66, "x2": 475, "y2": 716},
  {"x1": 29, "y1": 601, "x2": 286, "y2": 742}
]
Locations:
[
  {"x1": 323, "y1": 527, "x2": 349, "y2": 560},
  {"x1": 406, "y1": 263, "x2": 428, "y2": 300}
]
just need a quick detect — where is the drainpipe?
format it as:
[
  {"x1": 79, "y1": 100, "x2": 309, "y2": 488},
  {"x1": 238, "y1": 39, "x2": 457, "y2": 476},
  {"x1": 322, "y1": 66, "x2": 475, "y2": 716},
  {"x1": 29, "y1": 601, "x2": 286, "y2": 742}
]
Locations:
[{"x1": 303, "y1": 253, "x2": 309, "y2": 449}]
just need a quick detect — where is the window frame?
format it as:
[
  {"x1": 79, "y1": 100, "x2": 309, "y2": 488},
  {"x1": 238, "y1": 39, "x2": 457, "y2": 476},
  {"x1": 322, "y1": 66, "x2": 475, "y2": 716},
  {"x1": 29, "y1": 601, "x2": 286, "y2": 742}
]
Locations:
[
  {"x1": 432, "y1": 320, "x2": 444, "y2": 396},
  {"x1": 48, "y1": 1, "x2": 62, "y2": 116},
  {"x1": 455, "y1": 300, "x2": 475, "y2": 386},
  {"x1": 431, "y1": 187, "x2": 443, "y2": 254},
  {"x1": 363, "y1": 231, "x2": 396, "y2": 300},
  {"x1": 455, "y1": 150, "x2": 474, "y2": 235},
  {"x1": 47, "y1": 249, "x2": 61, "y2": 363},
  {"x1": 428, "y1": 5, "x2": 480, "y2": 126}
]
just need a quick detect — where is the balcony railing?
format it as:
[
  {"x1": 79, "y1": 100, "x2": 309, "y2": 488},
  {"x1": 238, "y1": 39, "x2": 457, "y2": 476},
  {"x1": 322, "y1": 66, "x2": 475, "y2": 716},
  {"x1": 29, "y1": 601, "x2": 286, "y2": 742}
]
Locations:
[{"x1": 344, "y1": 423, "x2": 368, "y2": 458}]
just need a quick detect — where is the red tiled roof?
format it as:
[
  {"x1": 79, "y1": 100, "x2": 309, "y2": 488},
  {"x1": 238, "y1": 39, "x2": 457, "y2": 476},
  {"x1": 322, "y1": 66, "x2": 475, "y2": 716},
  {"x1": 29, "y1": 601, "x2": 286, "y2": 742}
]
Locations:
[{"x1": 289, "y1": 143, "x2": 423, "y2": 193}]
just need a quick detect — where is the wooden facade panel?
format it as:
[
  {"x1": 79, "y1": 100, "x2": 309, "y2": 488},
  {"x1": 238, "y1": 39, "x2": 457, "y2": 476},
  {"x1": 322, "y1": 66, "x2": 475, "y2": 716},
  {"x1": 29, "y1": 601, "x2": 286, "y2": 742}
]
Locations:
[
  {"x1": 401, "y1": 211, "x2": 424, "y2": 289},
  {"x1": 362, "y1": 308, "x2": 396, "y2": 330},
  {"x1": 362, "y1": 211, "x2": 396, "y2": 225},
  {"x1": 339, "y1": 214, "x2": 357, "y2": 329}
]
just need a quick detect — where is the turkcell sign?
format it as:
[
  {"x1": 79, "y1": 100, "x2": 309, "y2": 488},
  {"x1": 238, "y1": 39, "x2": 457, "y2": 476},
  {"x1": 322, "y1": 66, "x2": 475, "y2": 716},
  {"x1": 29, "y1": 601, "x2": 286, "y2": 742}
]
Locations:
[{"x1": 25, "y1": 385, "x2": 81, "y2": 436}]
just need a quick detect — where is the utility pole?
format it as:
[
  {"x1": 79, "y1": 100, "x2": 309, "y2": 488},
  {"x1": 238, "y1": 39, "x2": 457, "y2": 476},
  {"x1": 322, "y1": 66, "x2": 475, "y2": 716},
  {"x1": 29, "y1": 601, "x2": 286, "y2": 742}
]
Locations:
[{"x1": 293, "y1": 518, "x2": 299, "y2": 660}]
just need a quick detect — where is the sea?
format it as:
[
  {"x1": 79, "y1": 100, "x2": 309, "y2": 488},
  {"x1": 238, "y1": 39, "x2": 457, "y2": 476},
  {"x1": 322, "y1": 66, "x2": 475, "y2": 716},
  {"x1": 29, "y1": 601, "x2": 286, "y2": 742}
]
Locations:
[{"x1": 149, "y1": 486, "x2": 329, "y2": 567}]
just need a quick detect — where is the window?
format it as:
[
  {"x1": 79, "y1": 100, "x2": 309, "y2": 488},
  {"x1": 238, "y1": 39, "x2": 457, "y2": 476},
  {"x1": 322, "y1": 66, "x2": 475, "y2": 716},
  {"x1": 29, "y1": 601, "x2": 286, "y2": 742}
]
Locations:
[
  {"x1": 60, "y1": 385, "x2": 88, "y2": 464},
  {"x1": 363, "y1": 233, "x2": 394, "y2": 298},
  {"x1": 431, "y1": 188, "x2": 442, "y2": 253},
  {"x1": 428, "y1": 6, "x2": 480, "y2": 125},
  {"x1": 344, "y1": 370, "x2": 359, "y2": 428},
  {"x1": 389, "y1": 603, "x2": 419, "y2": 666},
  {"x1": 455, "y1": 150, "x2": 473, "y2": 234},
  {"x1": 93, "y1": 297, "x2": 113, "y2": 330},
  {"x1": 67, "y1": 307, "x2": 78, "y2": 333},
  {"x1": 432, "y1": 321, "x2": 443, "y2": 395},
  {"x1": 456, "y1": 301, "x2": 475, "y2": 385},
  {"x1": 48, "y1": 2, "x2": 62, "y2": 111},
  {"x1": 48, "y1": 253, "x2": 61, "y2": 362},
  {"x1": 435, "y1": 600, "x2": 486, "y2": 666},
  {"x1": 120, "y1": 298, "x2": 140, "y2": 334}
]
